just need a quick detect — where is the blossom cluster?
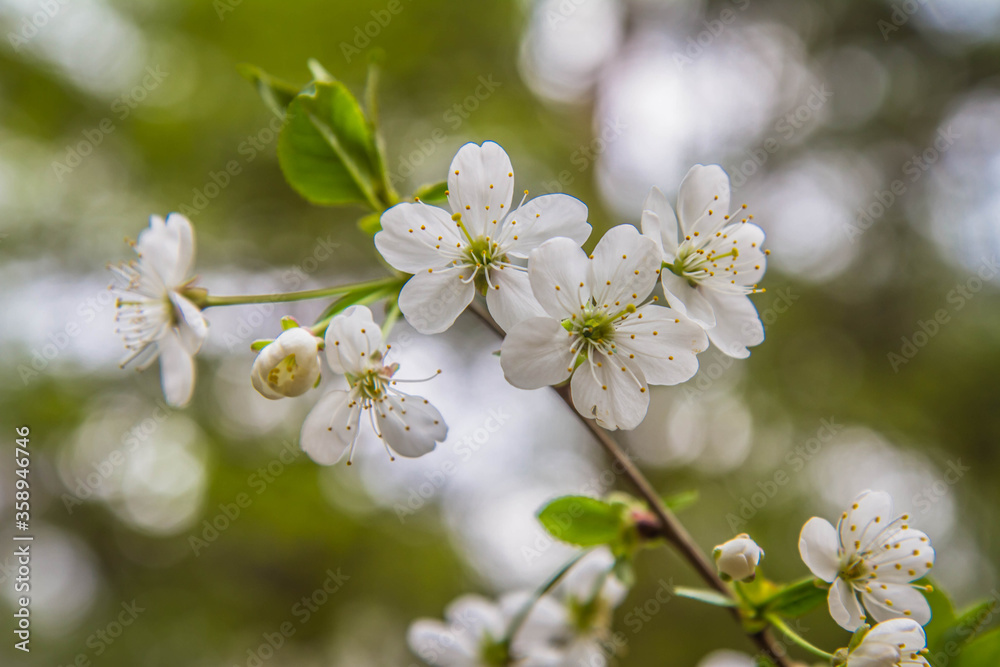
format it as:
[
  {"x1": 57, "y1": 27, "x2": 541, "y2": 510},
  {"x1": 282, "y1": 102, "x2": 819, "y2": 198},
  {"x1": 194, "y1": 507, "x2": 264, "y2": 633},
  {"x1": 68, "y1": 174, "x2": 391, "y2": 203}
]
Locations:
[
  {"x1": 111, "y1": 141, "x2": 768, "y2": 459},
  {"x1": 408, "y1": 549, "x2": 627, "y2": 667}
]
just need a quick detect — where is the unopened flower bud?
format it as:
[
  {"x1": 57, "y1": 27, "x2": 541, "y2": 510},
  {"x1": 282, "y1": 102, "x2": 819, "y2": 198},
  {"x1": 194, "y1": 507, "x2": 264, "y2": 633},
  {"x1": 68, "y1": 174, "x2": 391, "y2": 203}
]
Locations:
[
  {"x1": 251, "y1": 327, "x2": 322, "y2": 399},
  {"x1": 713, "y1": 534, "x2": 763, "y2": 582}
]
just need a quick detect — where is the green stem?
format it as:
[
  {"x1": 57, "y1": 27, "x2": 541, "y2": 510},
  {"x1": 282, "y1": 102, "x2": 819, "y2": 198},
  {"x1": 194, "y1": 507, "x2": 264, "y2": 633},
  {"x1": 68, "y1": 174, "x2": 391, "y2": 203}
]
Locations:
[
  {"x1": 504, "y1": 550, "x2": 589, "y2": 648},
  {"x1": 766, "y1": 613, "x2": 835, "y2": 660},
  {"x1": 195, "y1": 277, "x2": 404, "y2": 309},
  {"x1": 466, "y1": 300, "x2": 793, "y2": 667},
  {"x1": 307, "y1": 285, "x2": 400, "y2": 338},
  {"x1": 381, "y1": 297, "x2": 402, "y2": 337}
]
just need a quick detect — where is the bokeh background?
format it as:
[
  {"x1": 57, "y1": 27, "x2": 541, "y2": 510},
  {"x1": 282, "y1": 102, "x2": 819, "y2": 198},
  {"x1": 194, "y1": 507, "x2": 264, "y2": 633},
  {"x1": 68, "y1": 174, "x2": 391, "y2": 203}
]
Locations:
[{"x1": 1, "y1": 0, "x2": 999, "y2": 665}]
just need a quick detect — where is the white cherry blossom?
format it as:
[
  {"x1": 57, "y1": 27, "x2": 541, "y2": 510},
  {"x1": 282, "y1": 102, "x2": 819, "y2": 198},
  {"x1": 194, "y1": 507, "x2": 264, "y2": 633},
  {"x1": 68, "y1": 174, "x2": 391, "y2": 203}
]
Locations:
[
  {"x1": 408, "y1": 592, "x2": 565, "y2": 667},
  {"x1": 501, "y1": 224, "x2": 708, "y2": 430},
  {"x1": 110, "y1": 213, "x2": 207, "y2": 408},
  {"x1": 300, "y1": 306, "x2": 447, "y2": 464},
  {"x1": 798, "y1": 490, "x2": 935, "y2": 631},
  {"x1": 837, "y1": 619, "x2": 931, "y2": 667},
  {"x1": 713, "y1": 534, "x2": 764, "y2": 582},
  {"x1": 641, "y1": 165, "x2": 767, "y2": 358},
  {"x1": 375, "y1": 141, "x2": 591, "y2": 334},
  {"x1": 251, "y1": 327, "x2": 323, "y2": 399}
]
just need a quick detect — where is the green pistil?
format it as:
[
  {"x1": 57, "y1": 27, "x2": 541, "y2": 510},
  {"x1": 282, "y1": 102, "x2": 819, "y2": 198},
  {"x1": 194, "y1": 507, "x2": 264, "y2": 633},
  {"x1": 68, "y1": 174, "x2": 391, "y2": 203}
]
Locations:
[{"x1": 463, "y1": 235, "x2": 507, "y2": 296}]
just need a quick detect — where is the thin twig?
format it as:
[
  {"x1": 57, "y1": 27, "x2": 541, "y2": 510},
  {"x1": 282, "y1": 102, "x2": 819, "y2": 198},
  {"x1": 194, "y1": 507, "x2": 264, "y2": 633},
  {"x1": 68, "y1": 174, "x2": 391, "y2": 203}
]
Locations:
[{"x1": 468, "y1": 300, "x2": 794, "y2": 667}]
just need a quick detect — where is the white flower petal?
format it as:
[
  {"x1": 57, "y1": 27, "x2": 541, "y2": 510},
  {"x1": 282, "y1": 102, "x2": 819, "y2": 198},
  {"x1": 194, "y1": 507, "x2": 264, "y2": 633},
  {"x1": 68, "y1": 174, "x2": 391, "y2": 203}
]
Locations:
[
  {"x1": 862, "y1": 618, "x2": 927, "y2": 653},
  {"x1": 725, "y1": 221, "x2": 767, "y2": 286},
  {"x1": 865, "y1": 528, "x2": 934, "y2": 582},
  {"x1": 862, "y1": 583, "x2": 931, "y2": 626},
  {"x1": 659, "y1": 271, "x2": 717, "y2": 328},
  {"x1": 158, "y1": 329, "x2": 195, "y2": 408},
  {"x1": 485, "y1": 266, "x2": 546, "y2": 333},
  {"x1": 300, "y1": 389, "x2": 361, "y2": 465},
  {"x1": 407, "y1": 619, "x2": 478, "y2": 666},
  {"x1": 251, "y1": 328, "x2": 322, "y2": 399},
  {"x1": 798, "y1": 517, "x2": 841, "y2": 583},
  {"x1": 847, "y1": 640, "x2": 900, "y2": 667},
  {"x1": 701, "y1": 291, "x2": 764, "y2": 359},
  {"x1": 588, "y1": 224, "x2": 659, "y2": 311},
  {"x1": 500, "y1": 317, "x2": 576, "y2": 389},
  {"x1": 640, "y1": 186, "x2": 679, "y2": 258},
  {"x1": 500, "y1": 194, "x2": 591, "y2": 258},
  {"x1": 570, "y1": 349, "x2": 649, "y2": 431},
  {"x1": 375, "y1": 394, "x2": 447, "y2": 458},
  {"x1": 137, "y1": 214, "x2": 191, "y2": 287},
  {"x1": 165, "y1": 213, "x2": 195, "y2": 285},
  {"x1": 445, "y1": 594, "x2": 507, "y2": 642},
  {"x1": 398, "y1": 269, "x2": 475, "y2": 335},
  {"x1": 677, "y1": 164, "x2": 732, "y2": 237},
  {"x1": 614, "y1": 304, "x2": 707, "y2": 386},
  {"x1": 839, "y1": 490, "x2": 895, "y2": 559},
  {"x1": 170, "y1": 293, "x2": 208, "y2": 354},
  {"x1": 528, "y1": 237, "x2": 591, "y2": 319},
  {"x1": 375, "y1": 202, "x2": 463, "y2": 273},
  {"x1": 447, "y1": 141, "x2": 515, "y2": 236},
  {"x1": 324, "y1": 305, "x2": 383, "y2": 376},
  {"x1": 829, "y1": 577, "x2": 867, "y2": 631}
]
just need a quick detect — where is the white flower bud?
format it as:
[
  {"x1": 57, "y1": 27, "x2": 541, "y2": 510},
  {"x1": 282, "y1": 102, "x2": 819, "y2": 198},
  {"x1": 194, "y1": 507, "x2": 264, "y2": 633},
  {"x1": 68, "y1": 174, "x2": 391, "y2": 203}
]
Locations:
[
  {"x1": 713, "y1": 534, "x2": 764, "y2": 582},
  {"x1": 251, "y1": 328, "x2": 322, "y2": 399}
]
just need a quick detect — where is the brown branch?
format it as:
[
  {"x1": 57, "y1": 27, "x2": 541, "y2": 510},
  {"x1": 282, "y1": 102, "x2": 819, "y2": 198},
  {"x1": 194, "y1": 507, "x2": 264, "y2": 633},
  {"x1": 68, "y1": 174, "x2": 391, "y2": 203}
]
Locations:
[{"x1": 468, "y1": 300, "x2": 794, "y2": 667}]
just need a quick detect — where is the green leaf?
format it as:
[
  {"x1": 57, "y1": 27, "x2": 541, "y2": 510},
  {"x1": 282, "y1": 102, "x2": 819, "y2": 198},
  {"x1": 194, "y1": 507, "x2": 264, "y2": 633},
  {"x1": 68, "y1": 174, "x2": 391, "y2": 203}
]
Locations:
[
  {"x1": 673, "y1": 586, "x2": 737, "y2": 608},
  {"x1": 315, "y1": 284, "x2": 396, "y2": 324},
  {"x1": 250, "y1": 339, "x2": 273, "y2": 351},
  {"x1": 663, "y1": 489, "x2": 699, "y2": 513},
  {"x1": 931, "y1": 596, "x2": 1000, "y2": 664},
  {"x1": 923, "y1": 579, "x2": 958, "y2": 653},
  {"x1": 537, "y1": 496, "x2": 624, "y2": 547},
  {"x1": 763, "y1": 579, "x2": 827, "y2": 618},
  {"x1": 954, "y1": 628, "x2": 1000, "y2": 667},
  {"x1": 278, "y1": 80, "x2": 381, "y2": 208},
  {"x1": 237, "y1": 64, "x2": 301, "y2": 119},
  {"x1": 412, "y1": 181, "x2": 448, "y2": 203}
]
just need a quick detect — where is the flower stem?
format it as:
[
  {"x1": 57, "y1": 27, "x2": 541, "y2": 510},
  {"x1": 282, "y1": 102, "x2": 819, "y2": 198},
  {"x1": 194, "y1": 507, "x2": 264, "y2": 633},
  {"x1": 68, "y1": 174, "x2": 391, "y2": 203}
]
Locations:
[
  {"x1": 466, "y1": 299, "x2": 794, "y2": 667},
  {"x1": 504, "y1": 550, "x2": 589, "y2": 648},
  {"x1": 766, "y1": 613, "x2": 835, "y2": 660},
  {"x1": 194, "y1": 277, "x2": 405, "y2": 309}
]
